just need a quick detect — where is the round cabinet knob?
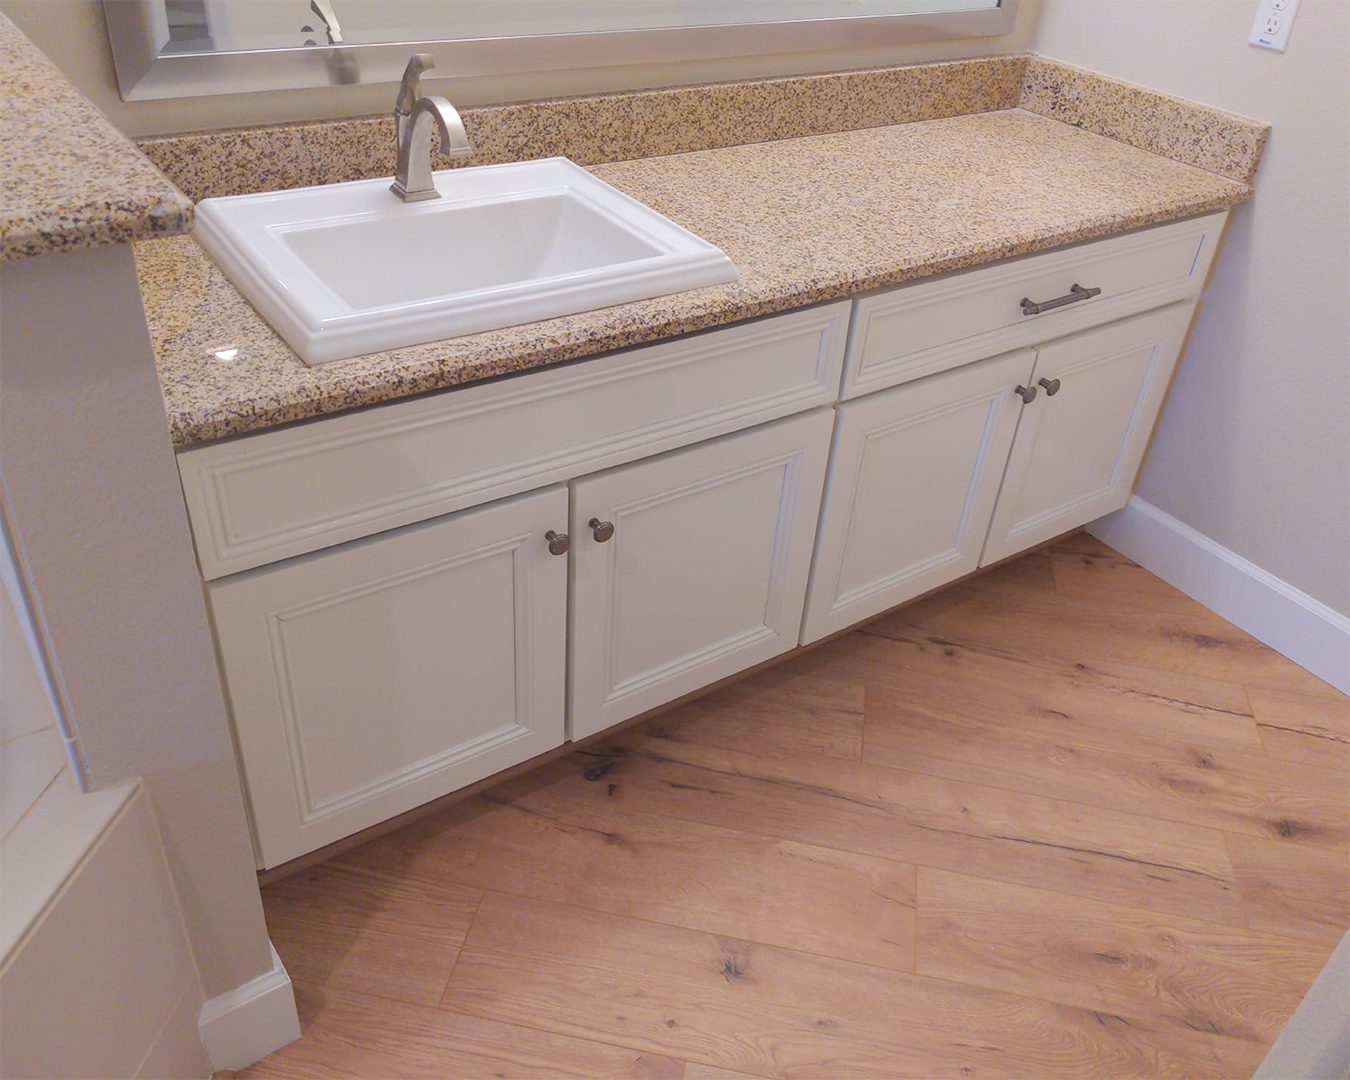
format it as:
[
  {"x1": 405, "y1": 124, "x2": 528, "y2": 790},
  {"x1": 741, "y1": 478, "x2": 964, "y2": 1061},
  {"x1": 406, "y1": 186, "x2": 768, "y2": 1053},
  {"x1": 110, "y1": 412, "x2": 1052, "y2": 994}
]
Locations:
[
  {"x1": 1038, "y1": 377, "x2": 1062, "y2": 397},
  {"x1": 1014, "y1": 384, "x2": 1038, "y2": 404},
  {"x1": 588, "y1": 518, "x2": 615, "y2": 543},
  {"x1": 544, "y1": 530, "x2": 569, "y2": 556}
]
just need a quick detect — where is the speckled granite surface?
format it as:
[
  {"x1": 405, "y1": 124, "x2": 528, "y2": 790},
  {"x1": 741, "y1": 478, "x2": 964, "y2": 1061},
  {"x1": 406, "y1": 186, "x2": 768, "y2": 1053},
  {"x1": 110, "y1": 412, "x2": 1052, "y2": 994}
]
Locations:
[
  {"x1": 0, "y1": 14, "x2": 192, "y2": 261},
  {"x1": 138, "y1": 55, "x2": 1027, "y2": 204},
  {"x1": 137, "y1": 52, "x2": 1268, "y2": 205},
  {"x1": 141, "y1": 108, "x2": 1252, "y2": 448},
  {"x1": 1020, "y1": 56, "x2": 1268, "y2": 184}
]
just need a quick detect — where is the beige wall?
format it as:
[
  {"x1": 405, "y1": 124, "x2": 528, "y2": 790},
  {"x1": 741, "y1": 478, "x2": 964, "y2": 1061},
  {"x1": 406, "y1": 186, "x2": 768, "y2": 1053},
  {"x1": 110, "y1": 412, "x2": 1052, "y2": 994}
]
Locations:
[
  {"x1": 1034, "y1": 0, "x2": 1350, "y2": 615},
  {"x1": 0, "y1": 0, "x2": 1037, "y2": 137}
]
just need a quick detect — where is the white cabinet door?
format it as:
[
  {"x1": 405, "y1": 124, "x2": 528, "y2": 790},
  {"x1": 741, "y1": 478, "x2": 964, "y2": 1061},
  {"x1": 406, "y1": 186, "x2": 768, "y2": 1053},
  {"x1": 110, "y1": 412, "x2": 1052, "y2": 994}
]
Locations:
[
  {"x1": 569, "y1": 410, "x2": 833, "y2": 739},
  {"x1": 801, "y1": 349, "x2": 1035, "y2": 644},
  {"x1": 209, "y1": 487, "x2": 569, "y2": 867},
  {"x1": 981, "y1": 302, "x2": 1195, "y2": 565}
]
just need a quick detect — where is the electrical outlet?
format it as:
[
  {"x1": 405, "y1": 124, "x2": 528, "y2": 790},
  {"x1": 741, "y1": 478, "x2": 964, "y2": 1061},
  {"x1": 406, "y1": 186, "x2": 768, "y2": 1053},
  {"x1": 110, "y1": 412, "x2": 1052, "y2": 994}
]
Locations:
[{"x1": 1250, "y1": 0, "x2": 1300, "y2": 51}]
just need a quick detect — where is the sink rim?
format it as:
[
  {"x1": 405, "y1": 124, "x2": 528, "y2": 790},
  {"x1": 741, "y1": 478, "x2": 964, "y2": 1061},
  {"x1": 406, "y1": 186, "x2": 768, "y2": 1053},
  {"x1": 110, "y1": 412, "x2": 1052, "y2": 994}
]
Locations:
[
  {"x1": 194, "y1": 156, "x2": 739, "y2": 366},
  {"x1": 275, "y1": 186, "x2": 677, "y2": 313}
]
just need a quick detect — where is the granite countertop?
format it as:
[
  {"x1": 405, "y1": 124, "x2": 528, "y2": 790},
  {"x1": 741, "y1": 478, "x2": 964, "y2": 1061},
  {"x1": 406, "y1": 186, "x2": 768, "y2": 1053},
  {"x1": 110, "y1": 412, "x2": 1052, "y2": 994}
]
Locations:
[
  {"x1": 0, "y1": 15, "x2": 193, "y2": 261},
  {"x1": 141, "y1": 107, "x2": 1251, "y2": 447}
]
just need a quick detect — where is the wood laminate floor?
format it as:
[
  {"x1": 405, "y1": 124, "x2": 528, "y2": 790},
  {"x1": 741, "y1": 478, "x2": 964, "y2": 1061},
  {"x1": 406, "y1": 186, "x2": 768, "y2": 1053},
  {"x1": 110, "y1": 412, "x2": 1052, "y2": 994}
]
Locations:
[{"x1": 236, "y1": 534, "x2": 1350, "y2": 1079}]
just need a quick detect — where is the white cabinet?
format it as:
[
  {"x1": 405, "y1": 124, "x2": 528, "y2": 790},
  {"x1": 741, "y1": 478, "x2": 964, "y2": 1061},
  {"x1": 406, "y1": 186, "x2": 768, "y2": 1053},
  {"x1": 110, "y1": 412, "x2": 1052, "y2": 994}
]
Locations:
[
  {"x1": 212, "y1": 411, "x2": 833, "y2": 865},
  {"x1": 801, "y1": 349, "x2": 1035, "y2": 644},
  {"x1": 569, "y1": 409, "x2": 833, "y2": 738},
  {"x1": 209, "y1": 487, "x2": 569, "y2": 867},
  {"x1": 803, "y1": 302, "x2": 1196, "y2": 642},
  {"x1": 981, "y1": 302, "x2": 1195, "y2": 564},
  {"x1": 190, "y1": 217, "x2": 1223, "y2": 868}
]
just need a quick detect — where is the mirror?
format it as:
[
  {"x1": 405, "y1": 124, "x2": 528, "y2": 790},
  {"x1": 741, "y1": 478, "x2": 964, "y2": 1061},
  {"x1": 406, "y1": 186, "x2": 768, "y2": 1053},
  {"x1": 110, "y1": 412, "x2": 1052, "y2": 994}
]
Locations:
[{"x1": 105, "y1": 0, "x2": 1016, "y2": 100}]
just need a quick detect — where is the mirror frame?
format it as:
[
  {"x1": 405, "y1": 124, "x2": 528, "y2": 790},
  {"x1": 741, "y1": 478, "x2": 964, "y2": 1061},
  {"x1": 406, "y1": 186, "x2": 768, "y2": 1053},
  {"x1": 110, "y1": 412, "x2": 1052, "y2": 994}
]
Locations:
[{"x1": 104, "y1": 0, "x2": 1019, "y2": 101}]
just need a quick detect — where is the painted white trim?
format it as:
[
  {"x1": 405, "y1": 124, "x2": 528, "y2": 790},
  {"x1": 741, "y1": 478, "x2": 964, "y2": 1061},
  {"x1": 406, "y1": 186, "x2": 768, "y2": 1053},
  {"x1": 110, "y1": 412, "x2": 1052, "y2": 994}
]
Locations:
[
  {"x1": 1089, "y1": 496, "x2": 1350, "y2": 695},
  {"x1": 196, "y1": 943, "x2": 299, "y2": 1072}
]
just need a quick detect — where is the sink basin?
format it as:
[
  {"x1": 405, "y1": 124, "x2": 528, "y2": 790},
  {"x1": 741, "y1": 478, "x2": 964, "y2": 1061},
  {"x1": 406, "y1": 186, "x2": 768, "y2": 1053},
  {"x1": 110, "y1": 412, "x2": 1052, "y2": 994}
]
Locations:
[{"x1": 194, "y1": 157, "x2": 738, "y2": 366}]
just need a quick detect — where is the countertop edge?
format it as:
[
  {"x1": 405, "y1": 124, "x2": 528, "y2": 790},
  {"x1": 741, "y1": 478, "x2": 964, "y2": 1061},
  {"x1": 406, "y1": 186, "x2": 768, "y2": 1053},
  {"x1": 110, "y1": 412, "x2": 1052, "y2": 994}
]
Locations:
[{"x1": 0, "y1": 14, "x2": 196, "y2": 263}]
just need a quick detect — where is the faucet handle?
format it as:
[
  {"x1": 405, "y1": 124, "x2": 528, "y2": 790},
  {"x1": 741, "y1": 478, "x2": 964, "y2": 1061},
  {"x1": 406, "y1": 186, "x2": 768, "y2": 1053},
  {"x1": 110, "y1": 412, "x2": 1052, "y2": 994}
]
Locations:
[{"x1": 396, "y1": 53, "x2": 435, "y2": 116}]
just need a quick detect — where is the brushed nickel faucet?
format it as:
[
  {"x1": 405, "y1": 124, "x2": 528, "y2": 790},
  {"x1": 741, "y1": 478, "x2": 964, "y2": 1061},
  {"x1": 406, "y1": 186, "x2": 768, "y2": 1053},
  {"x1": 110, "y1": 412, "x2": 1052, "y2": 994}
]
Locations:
[{"x1": 390, "y1": 54, "x2": 473, "y2": 203}]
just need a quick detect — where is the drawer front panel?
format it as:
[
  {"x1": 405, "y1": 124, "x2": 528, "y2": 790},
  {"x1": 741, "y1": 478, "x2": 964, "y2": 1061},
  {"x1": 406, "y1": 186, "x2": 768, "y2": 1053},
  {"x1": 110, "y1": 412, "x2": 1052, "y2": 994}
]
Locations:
[
  {"x1": 843, "y1": 212, "x2": 1225, "y2": 399},
  {"x1": 181, "y1": 302, "x2": 849, "y2": 580}
]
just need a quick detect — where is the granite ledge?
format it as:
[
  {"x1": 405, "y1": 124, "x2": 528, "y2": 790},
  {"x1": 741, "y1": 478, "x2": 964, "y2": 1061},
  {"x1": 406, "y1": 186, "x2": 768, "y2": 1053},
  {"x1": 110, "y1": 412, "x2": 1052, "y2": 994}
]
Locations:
[{"x1": 0, "y1": 14, "x2": 193, "y2": 262}]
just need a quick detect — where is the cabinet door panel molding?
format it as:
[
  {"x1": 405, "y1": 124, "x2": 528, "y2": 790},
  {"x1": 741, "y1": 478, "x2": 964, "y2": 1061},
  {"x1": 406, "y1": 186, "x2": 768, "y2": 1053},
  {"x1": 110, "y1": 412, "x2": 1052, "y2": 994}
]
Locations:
[
  {"x1": 209, "y1": 487, "x2": 569, "y2": 866},
  {"x1": 569, "y1": 409, "x2": 833, "y2": 739},
  {"x1": 981, "y1": 302, "x2": 1195, "y2": 564},
  {"x1": 802, "y1": 349, "x2": 1035, "y2": 643}
]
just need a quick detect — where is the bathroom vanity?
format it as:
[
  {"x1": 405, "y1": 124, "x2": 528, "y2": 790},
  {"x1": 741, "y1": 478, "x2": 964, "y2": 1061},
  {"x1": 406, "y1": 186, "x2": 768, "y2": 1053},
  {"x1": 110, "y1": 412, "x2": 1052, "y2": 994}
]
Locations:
[
  {"x1": 0, "y1": 9, "x2": 1293, "y2": 1074},
  {"x1": 82, "y1": 42, "x2": 1266, "y2": 870},
  {"x1": 173, "y1": 208, "x2": 1226, "y2": 867}
]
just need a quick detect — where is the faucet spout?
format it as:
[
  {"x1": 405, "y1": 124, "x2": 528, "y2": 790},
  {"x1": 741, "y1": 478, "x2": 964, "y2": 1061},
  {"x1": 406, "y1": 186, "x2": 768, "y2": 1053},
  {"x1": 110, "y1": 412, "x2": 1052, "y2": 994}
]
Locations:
[{"x1": 391, "y1": 96, "x2": 472, "y2": 203}]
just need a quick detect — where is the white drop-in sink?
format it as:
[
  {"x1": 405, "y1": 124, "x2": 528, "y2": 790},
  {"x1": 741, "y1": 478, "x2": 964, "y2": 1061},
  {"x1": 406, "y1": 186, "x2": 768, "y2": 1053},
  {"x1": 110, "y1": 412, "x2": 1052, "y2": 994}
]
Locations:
[{"x1": 194, "y1": 157, "x2": 739, "y2": 366}]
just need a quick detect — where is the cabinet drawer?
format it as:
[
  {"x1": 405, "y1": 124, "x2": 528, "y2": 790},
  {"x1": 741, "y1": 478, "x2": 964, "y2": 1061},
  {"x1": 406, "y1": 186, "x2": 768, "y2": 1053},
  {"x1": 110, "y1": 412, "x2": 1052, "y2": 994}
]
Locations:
[
  {"x1": 180, "y1": 302, "x2": 849, "y2": 579},
  {"x1": 842, "y1": 212, "x2": 1224, "y2": 399}
]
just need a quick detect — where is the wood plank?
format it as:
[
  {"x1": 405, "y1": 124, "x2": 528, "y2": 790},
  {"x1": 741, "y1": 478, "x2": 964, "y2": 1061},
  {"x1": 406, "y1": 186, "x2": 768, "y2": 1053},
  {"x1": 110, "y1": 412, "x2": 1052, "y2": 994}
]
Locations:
[
  {"x1": 643, "y1": 665, "x2": 865, "y2": 761},
  {"x1": 442, "y1": 890, "x2": 1260, "y2": 1078},
  {"x1": 236, "y1": 985, "x2": 685, "y2": 1079},
  {"x1": 877, "y1": 562, "x2": 1343, "y2": 700},
  {"x1": 331, "y1": 775, "x2": 916, "y2": 972},
  {"x1": 1050, "y1": 534, "x2": 1216, "y2": 616},
  {"x1": 533, "y1": 734, "x2": 1247, "y2": 924},
  {"x1": 863, "y1": 684, "x2": 1348, "y2": 848},
  {"x1": 802, "y1": 623, "x2": 1264, "y2": 759},
  {"x1": 1225, "y1": 833, "x2": 1350, "y2": 944},
  {"x1": 916, "y1": 867, "x2": 1330, "y2": 1044},
  {"x1": 682, "y1": 1064, "x2": 767, "y2": 1079},
  {"x1": 241, "y1": 535, "x2": 1346, "y2": 1078},
  {"x1": 900, "y1": 545, "x2": 1059, "y2": 612},
  {"x1": 1249, "y1": 686, "x2": 1350, "y2": 771},
  {"x1": 262, "y1": 860, "x2": 480, "y2": 1007}
]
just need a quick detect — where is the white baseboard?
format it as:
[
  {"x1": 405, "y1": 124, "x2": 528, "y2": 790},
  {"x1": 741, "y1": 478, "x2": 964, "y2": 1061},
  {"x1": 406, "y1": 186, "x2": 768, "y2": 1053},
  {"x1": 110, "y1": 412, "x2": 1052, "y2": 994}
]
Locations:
[
  {"x1": 197, "y1": 943, "x2": 300, "y2": 1072},
  {"x1": 1090, "y1": 497, "x2": 1350, "y2": 696}
]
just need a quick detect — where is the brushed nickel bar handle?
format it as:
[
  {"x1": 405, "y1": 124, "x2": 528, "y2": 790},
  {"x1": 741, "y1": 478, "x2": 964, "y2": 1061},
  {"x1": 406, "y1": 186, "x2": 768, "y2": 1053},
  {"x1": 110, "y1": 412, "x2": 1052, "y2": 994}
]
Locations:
[{"x1": 1020, "y1": 283, "x2": 1102, "y2": 316}]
